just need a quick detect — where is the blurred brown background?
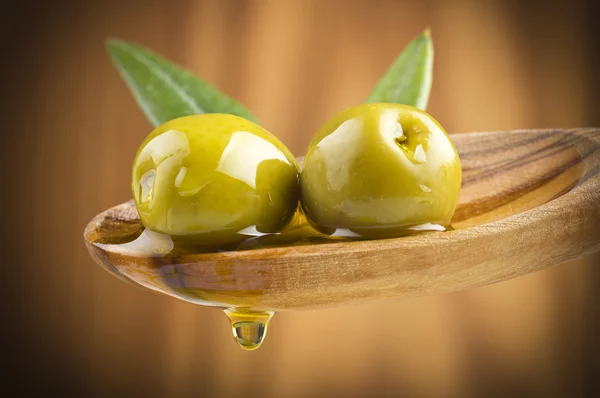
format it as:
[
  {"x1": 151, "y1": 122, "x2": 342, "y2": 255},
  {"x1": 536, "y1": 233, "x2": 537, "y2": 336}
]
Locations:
[{"x1": 4, "y1": 0, "x2": 600, "y2": 397}]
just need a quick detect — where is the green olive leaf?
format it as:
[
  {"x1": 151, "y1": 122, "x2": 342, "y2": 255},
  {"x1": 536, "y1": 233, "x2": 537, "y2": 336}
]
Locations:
[
  {"x1": 106, "y1": 39, "x2": 258, "y2": 127},
  {"x1": 366, "y1": 29, "x2": 433, "y2": 110}
]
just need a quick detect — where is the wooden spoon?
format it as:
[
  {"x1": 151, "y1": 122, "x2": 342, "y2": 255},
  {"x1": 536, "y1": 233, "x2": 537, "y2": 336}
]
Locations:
[{"x1": 84, "y1": 128, "x2": 600, "y2": 312}]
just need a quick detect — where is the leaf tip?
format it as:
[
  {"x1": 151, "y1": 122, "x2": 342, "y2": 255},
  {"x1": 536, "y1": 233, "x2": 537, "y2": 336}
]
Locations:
[
  {"x1": 423, "y1": 27, "x2": 432, "y2": 37},
  {"x1": 105, "y1": 38, "x2": 126, "y2": 59},
  {"x1": 105, "y1": 38, "x2": 140, "y2": 57},
  {"x1": 105, "y1": 37, "x2": 121, "y2": 49}
]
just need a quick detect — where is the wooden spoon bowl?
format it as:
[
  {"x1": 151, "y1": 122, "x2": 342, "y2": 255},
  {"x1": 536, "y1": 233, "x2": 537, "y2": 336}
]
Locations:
[{"x1": 84, "y1": 128, "x2": 600, "y2": 311}]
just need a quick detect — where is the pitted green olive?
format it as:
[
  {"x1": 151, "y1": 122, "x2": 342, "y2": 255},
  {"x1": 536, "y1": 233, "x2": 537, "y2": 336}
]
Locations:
[{"x1": 300, "y1": 103, "x2": 461, "y2": 238}]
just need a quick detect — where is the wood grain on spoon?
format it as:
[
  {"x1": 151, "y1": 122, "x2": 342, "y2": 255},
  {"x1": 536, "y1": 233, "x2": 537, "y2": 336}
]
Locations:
[{"x1": 84, "y1": 128, "x2": 600, "y2": 311}]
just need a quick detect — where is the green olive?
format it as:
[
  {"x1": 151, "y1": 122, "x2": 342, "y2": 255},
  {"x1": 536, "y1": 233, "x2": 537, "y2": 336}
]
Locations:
[
  {"x1": 132, "y1": 114, "x2": 299, "y2": 247},
  {"x1": 300, "y1": 103, "x2": 461, "y2": 238}
]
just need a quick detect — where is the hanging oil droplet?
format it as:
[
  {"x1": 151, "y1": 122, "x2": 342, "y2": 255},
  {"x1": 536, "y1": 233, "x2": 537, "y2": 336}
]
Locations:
[{"x1": 224, "y1": 309, "x2": 274, "y2": 351}]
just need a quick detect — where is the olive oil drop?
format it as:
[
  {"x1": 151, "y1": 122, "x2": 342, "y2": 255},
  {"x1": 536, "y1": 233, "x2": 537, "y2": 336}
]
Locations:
[{"x1": 224, "y1": 309, "x2": 274, "y2": 350}]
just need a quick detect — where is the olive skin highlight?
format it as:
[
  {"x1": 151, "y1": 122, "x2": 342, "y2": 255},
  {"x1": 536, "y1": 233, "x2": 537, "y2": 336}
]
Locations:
[
  {"x1": 300, "y1": 103, "x2": 461, "y2": 238},
  {"x1": 132, "y1": 114, "x2": 299, "y2": 247}
]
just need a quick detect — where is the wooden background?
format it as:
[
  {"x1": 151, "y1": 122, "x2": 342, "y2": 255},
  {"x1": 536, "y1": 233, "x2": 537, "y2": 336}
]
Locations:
[{"x1": 4, "y1": 1, "x2": 600, "y2": 397}]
